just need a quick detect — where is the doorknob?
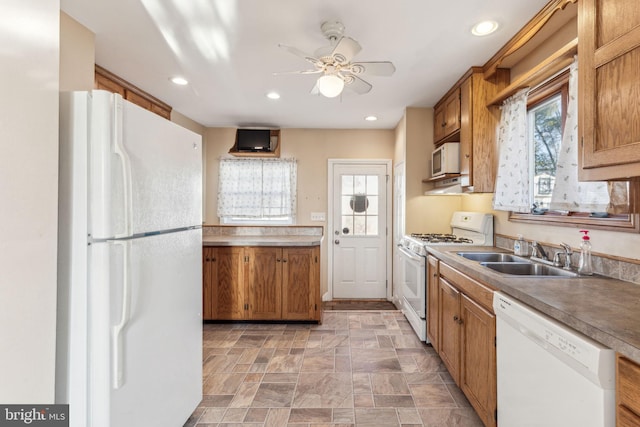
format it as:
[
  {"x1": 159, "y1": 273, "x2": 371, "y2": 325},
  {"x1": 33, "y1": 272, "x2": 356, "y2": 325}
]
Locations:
[{"x1": 334, "y1": 239, "x2": 340, "y2": 245}]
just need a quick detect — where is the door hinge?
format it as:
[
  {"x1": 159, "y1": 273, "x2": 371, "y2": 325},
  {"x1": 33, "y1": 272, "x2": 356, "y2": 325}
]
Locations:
[
  {"x1": 386, "y1": 279, "x2": 388, "y2": 289},
  {"x1": 315, "y1": 255, "x2": 318, "y2": 263},
  {"x1": 314, "y1": 303, "x2": 317, "y2": 311},
  {"x1": 386, "y1": 174, "x2": 390, "y2": 183},
  {"x1": 494, "y1": 409, "x2": 498, "y2": 421}
]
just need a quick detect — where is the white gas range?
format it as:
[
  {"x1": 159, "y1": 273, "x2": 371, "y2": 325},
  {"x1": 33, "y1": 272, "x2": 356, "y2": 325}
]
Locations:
[{"x1": 397, "y1": 212, "x2": 494, "y2": 341}]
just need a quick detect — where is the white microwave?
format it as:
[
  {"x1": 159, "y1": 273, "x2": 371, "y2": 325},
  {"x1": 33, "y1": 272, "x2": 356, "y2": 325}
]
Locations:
[{"x1": 432, "y1": 142, "x2": 460, "y2": 177}]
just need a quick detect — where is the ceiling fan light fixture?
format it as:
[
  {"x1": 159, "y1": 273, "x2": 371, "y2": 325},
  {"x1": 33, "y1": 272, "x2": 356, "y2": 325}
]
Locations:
[
  {"x1": 317, "y1": 74, "x2": 344, "y2": 98},
  {"x1": 266, "y1": 91, "x2": 281, "y2": 100},
  {"x1": 364, "y1": 115, "x2": 378, "y2": 121}
]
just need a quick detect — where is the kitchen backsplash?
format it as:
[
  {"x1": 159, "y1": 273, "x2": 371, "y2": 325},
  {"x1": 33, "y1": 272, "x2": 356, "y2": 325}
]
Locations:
[{"x1": 496, "y1": 235, "x2": 640, "y2": 285}]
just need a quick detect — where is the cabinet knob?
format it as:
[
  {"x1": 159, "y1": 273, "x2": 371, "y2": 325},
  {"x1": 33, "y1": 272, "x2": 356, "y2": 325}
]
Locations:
[
  {"x1": 465, "y1": 154, "x2": 470, "y2": 158},
  {"x1": 276, "y1": 258, "x2": 281, "y2": 262},
  {"x1": 282, "y1": 259, "x2": 287, "y2": 263}
]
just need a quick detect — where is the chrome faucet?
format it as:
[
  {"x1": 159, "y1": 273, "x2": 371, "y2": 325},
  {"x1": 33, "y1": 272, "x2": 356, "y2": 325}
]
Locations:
[
  {"x1": 531, "y1": 241, "x2": 548, "y2": 261},
  {"x1": 557, "y1": 242, "x2": 573, "y2": 270}
]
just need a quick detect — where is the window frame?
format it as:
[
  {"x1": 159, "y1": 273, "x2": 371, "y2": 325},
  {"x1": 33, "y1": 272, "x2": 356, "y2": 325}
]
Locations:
[{"x1": 508, "y1": 70, "x2": 640, "y2": 232}]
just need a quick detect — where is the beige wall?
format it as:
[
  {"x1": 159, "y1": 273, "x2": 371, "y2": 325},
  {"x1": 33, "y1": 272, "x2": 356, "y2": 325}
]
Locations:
[
  {"x1": 60, "y1": 11, "x2": 95, "y2": 91},
  {"x1": 1, "y1": 0, "x2": 60, "y2": 402},
  {"x1": 204, "y1": 127, "x2": 395, "y2": 294}
]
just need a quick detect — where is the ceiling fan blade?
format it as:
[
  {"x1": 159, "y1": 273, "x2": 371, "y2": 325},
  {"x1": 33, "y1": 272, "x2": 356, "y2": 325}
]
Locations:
[
  {"x1": 344, "y1": 75, "x2": 372, "y2": 94},
  {"x1": 278, "y1": 44, "x2": 320, "y2": 65},
  {"x1": 273, "y1": 69, "x2": 323, "y2": 76},
  {"x1": 350, "y1": 61, "x2": 396, "y2": 76},
  {"x1": 310, "y1": 83, "x2": 320, "y2": 95},
  {"x1": 331, "y1": 37, "x2": 361, "y2": 63}
]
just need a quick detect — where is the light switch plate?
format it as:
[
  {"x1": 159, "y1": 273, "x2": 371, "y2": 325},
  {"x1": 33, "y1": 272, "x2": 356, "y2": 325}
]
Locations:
[{"x1": 310, "y1": 212, "x2": 326, "y2": 221}]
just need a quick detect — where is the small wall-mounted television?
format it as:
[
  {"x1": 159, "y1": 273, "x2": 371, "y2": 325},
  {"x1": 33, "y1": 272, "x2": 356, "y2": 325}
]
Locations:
[{"x1": 236, "y1": 129, "x2": 272, "y2": 152}]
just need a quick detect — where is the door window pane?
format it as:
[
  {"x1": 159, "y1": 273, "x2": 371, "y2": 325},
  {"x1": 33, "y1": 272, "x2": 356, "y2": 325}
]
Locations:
[{"x1": 340, "y1": 174, "x2": 380, "y2": 236}]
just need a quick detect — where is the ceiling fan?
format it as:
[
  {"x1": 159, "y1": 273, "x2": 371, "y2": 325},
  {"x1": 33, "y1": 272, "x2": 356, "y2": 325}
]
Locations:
[{"x1": 277, "y1": 21, "x2": 396, "y2": 98}]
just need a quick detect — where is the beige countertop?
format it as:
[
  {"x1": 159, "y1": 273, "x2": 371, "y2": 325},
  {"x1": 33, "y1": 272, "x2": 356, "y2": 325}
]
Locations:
[
  {"x1": 203, "y1": 235, "x2": 322, "y2": 247},
  {"x1": 427, "y1": 245, "x2": 640, "y2": 363},
  {"x1": 202, "y1": 225, "x2": 323, "y2": 247}
]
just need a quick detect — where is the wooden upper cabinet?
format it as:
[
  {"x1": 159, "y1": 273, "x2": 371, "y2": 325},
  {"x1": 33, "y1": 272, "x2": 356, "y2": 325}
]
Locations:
[
  {"x1": 434, "y1": 87, "x2": 461, "y2": 143},
  {"x1": 579, "y1": 0, "x2": 640, "y2": 180},
  {"x1": 94, "y1": 65, "x2": 172, "y2": 120},
  {"x1": 459, "y1": 68, "x2": 510, "y2": 192}
]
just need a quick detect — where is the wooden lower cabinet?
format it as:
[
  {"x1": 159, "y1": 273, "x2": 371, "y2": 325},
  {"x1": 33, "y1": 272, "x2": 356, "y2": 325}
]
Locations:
[
  {"x1": 460, "y1": 294, "x2": 496, "y2": 427},
  {"x1": 438, "y1": 277, "x2": 461, "y2": 383},
  {"x1": 426, "y1": 255, "x2": 440, "y2": 350},
  {"x1": 617, "y1": 354, "x2": 640, "y2": 426},
  {"x1": 204, "y1": 247, "x2": 246, "y2": 320},
  {"x1": 435, "y1": 262, "x2": 497, "y2": 427},
  {"x1": 247, "y1": 247, "x2": 282, "y2": 320},
  {"x1": 203, "y1": 246, "x2": 321, "y2": 322}
]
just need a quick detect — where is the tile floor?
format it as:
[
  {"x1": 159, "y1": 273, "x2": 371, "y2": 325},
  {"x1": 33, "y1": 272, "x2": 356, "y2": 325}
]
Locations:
[{"x1": 184, "y1": 311, "x2": 483, "y2": 427}]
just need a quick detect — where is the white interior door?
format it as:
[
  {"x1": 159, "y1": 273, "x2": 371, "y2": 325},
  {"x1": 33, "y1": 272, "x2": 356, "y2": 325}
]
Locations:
[{"x1": 331, "y1": 162, "x2": 389, "y2": 299}]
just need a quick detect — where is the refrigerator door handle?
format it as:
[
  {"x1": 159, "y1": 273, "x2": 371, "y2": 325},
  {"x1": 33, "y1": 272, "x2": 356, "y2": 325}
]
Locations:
[
  {"x1": 111, "y1": 240, "x2": 131, "y2": 389},
  {"x1": 112, "y1": 98, "x2": 133, "y2": 238}
]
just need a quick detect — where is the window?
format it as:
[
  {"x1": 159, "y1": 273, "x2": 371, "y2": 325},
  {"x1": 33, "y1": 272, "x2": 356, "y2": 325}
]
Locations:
[
  {"x1": 217, "y1": 158, "x2": 297, "y2": 224},
  {"x1": 528, "y1": 90, "x2": 565, "y2": 212},
  {"x1": 508, "y1": 67, "x2": 637, "y2": 232}
]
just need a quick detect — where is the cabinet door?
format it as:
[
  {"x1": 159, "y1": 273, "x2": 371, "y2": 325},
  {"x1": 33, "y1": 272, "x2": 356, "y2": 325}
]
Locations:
[
  {"x1": 438, "y1": 277, "x2": 461, "y2": 384},
  {"x1": 426, "y1": 255, "x2": 440, "y2": 350},
  {"x1": 434, "y1": 104, "x2": 446, "y2": 142},
  {"x1": 202, "y1": 247, "x2": 215, "y2": 320},
  {"x1": 460, "y1": 294, "x2": 496, "y2": 427},
  {"x1": 617, "y1": 354, "x2": 640, "y2": 427},
  {"x1": 211, "y1": 247, "x2": 246, "y2": 320},
  {"x1": 579, "y1": 0, "x2": 640, "y2": 180},
  {"x1": 443, "y1": 87, "x2": 461, "y2": 137},
  {"x1": 282, "y1": 247, "x2": 317, "y2": 320},
  {"x1": 247, "y1": 247, "x2": 282, "y2": 320},
  {"x1": 618, "y1": 405, "x2": 640, "y2": 427}
]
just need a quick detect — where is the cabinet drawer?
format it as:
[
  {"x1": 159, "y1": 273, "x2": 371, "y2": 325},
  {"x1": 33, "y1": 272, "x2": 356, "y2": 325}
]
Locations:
[
  {"x1": 439, "y1": 262, "x2": 495, "y2": 312},
  {"x1": 617, "y1": 355, "x2": 640, "y2": 417}
]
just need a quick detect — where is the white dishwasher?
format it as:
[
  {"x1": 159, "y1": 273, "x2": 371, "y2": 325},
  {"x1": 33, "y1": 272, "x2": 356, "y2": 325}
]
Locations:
[{"x1": 493, "y1": 292, "x2": 615, "y2": 427}]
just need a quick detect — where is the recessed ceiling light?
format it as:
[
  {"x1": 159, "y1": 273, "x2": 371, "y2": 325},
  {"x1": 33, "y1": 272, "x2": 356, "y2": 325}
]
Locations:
[
  {"x1": 471, "y1": 20, "x2": 499, "y2": 36},
  {"x1": 266, "y1": 91, "x2": 281, "y2": 100},
  {"x1": 170, "y1": 76, "x2": 188, "y2": 85},
  {"x1": 365, "y1": 116, "x2": 378, "y2": 121}
]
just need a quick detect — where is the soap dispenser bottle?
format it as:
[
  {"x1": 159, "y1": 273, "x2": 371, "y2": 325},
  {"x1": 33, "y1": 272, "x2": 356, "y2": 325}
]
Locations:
[
  {"x1": 578, "y1": 230, "x2": 593, "y2": 275},
  {"x1": 514, "y1": 234, "x2": 527, "y2": 256}
]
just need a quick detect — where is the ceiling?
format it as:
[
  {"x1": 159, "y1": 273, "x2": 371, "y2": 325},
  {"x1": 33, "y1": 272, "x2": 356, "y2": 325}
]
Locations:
[{"x1": 60, "y1": 0, "x2": 550, "y2": 129}]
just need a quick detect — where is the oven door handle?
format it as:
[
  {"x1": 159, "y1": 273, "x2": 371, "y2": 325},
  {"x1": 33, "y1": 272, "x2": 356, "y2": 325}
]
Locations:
[{"x1": 398, "y1": 246, "x2": 426, "y2": 264}]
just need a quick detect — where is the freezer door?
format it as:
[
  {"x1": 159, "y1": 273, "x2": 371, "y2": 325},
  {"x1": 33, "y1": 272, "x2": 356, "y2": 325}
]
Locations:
[
  {"x1": 87, "y1": 228, "x2": 202, "y2": 427},
  {"x1": 88, "y1": 90, "x2": 202, "y2": 239}
]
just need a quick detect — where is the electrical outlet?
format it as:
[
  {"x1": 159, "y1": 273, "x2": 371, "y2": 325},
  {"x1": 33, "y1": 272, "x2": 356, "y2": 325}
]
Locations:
[{"x1": 310, "y1": 212, "x2": 326, "y2": 221}]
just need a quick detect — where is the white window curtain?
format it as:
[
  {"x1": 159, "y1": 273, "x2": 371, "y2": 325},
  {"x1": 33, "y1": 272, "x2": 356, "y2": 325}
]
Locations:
[
  {"x1": 493, "y1": 88, "x2": 531, "y2": 213},
  {"x1": 549, "y1": 59, "x2": 610, "y2": 212},
  {"x1": 217, "y1": 158, "x2": 297, "y2": 219}
]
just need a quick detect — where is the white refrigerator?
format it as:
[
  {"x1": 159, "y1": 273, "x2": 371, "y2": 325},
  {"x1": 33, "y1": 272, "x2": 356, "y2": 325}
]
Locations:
[{"x1": 56, "y1": 90, "x2": 203, "y2": 427}]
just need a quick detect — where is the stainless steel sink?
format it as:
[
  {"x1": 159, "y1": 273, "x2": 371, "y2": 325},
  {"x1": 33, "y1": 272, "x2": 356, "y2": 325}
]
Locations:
[
  {"x1": 480, "y1": 262, "x2": 579, "y2": 277},
  {"x1": 457, "y1": 252, "x2": 528, "y2": 263}
]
